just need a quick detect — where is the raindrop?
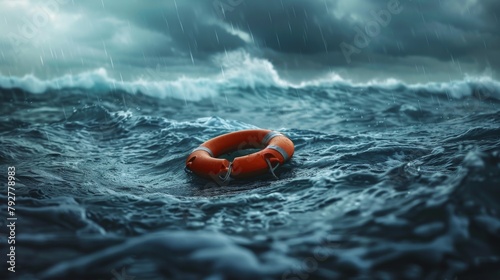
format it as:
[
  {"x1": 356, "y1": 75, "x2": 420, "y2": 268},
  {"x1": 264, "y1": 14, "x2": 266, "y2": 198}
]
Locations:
[
  {"x1": 174, "y1": 0, "x2": 184, "y2": 33},
  {"x1": 103, "y1": 41, "x2": 108, "y2": 57},
  {"x1": 189, "y1": 49, "x2": 195, "y2": 65}
]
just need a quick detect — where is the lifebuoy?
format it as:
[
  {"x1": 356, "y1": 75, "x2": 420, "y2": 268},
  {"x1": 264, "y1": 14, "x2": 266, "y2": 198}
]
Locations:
[{"x1": 185, "y1": 129, "x2": 294, "y2": 184}]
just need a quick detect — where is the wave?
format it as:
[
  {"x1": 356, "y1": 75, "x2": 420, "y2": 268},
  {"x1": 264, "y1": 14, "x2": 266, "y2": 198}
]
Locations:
[{"x1": 1, "y1": 52, "x2": 499, "y2": 101}]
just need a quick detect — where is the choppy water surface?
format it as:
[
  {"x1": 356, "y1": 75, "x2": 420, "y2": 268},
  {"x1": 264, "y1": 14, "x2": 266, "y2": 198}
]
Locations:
[{"x1": 1, "y1": 71, "x2": 500, "y2": 280}]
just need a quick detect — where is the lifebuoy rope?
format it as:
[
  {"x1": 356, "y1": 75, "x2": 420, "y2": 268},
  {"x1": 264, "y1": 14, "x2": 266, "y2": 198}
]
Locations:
[{"x1": 265, "y1": 157, "x2": 280, "y2": 179}]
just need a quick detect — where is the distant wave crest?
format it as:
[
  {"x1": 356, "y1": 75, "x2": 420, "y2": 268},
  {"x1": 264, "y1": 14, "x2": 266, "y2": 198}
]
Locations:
[{"x1": 1, "y1": 52, "x2": 499, "y2": 101}]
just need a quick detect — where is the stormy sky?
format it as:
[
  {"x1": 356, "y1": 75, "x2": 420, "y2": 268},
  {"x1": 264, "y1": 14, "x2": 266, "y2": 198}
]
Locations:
[{"x1": 0, "y1": 0, "x2": 498, "y2": 82}]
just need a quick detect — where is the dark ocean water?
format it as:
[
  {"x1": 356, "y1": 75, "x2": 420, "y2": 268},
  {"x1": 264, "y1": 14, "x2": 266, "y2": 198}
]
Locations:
[{"x1": 1, "y1": 69, "x2": 500, "y2": 280}]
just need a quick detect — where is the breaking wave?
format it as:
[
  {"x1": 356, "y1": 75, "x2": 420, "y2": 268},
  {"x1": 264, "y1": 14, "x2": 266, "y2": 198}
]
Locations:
[{"x1": 1, "y1": 52, "x2": 500, "y2": 102}]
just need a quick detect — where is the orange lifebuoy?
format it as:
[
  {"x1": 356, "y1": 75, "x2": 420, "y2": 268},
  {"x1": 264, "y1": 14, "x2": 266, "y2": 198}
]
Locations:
[{"x1": 185, "y1": 129, "x2": 294, "y2": 184}]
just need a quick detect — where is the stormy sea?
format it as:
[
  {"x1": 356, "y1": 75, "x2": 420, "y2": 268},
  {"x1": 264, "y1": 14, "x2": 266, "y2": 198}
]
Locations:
[{"x1": 1, "y1": 60, "x2": 500, "y2": 279}]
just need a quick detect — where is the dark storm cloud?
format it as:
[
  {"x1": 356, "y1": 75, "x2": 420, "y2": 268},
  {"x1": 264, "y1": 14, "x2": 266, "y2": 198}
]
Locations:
[
  {"x1": 0, "y1": 0, "x2": 498, "y2": 80},
  {"x1": 216, "y1": 0, "x2": 499, "y2": 66},
  {"x1": 159, "y1": 0, "x2": 498, "y2": 75},
  {"x1": 221, "y1": 0, "x2": 348, "y2": 54},
  {"x1": 55, "y1": 0, "x2": 499, "y2": 60}
]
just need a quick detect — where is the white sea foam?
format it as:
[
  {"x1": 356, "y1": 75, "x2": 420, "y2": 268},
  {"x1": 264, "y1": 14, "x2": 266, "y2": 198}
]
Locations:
[{"x1": 1, "y1": 52, "x2": 499, "y2": 101}]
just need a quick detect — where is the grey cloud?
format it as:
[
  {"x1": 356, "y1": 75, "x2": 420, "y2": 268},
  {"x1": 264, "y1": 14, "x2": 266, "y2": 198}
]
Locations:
[
  {"x1": 0, "y1": 0, "x2": 498, "y2": 81},
  {"x1": 59, "y1": 0, "x2": 247, "y2": 58}
]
